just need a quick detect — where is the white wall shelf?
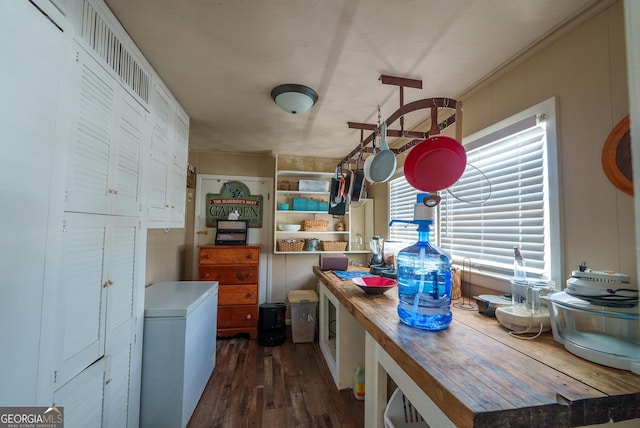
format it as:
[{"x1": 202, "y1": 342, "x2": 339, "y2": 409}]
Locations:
[{"x1": 274, "y1": 157, "x2": 374, "y2": 255}]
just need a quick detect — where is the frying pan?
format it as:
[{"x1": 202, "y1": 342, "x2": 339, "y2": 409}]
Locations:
[
  {"x1": 404, "y1": 104, "x2": 466, "y2": 192},
  {"x1": 363, "y1": 132, "x2": 377, "y2": 183},
  {"x1": 350, "y1": 155, "x2": 366, "y2": 203},
  {"x1": 368, "y1": 122, "x2": 396, "y2": 183}
]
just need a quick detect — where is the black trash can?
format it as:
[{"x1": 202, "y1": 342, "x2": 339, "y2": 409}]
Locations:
[{"x1": 258, "y1": 303, "x2": 286, "y2": 346}]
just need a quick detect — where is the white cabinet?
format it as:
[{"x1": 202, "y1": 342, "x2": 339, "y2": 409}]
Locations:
[
  {"x1": 65, "y1": 43, "x2": 146, "y2": 217},
  {"x1": 318, "y1": 281, "x2": 365, "y2": 390},
  {"x1": 140, "y1": 281, "x2": 219, "y2": 428},
  {"x1": 49, "y1": 212, "x2": 140, "y2": 399},
  {"x1": 145, "y1": 81, "x2": 189, "y2": 228}
]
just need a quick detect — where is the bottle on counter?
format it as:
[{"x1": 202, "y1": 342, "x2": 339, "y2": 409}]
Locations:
[
  {"x1": 511, "y1": 246, "x2": 528, "y2": 310},
  {"x1": 513, "y1": 246, "x2": 526, "y2": 282},
  {"x1": 353, "y1": 365, "x2": 365, "y2": 400},
  {"x1": 390, "y1": 194, "x2": 453, "y2": 331}
]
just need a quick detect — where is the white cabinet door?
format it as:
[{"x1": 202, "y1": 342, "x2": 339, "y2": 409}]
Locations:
[
  {"x1": 53, "y1": 358, "x2": 106, "y2": 428},
  {"x1": 147, "y1": 81, "x2": 174, "y2": 222},
  {"x1": 0, "y1": 0, "x2": 68, "y2": 405},
  {"x1": 65, "y1": 48, "x2": 115, "y2": 215},
  {"x1": 102, "y1": 216, "x2": 138, "y2": 428},
  {"x1": 111, "y1": 91, "x2": 146, "y2": 217},
  {"x1": 145, "y1": 81, "x2": 190, "y2": 228},
  {"x1": 55, "y1": 213, "x2": 108, "y2": 387},
  {"x1": 170, "y1": 108, "x2": 189, "y2": 224},
  {"x1": 65, "y1": 45, "x2": 146, "y2": 217},
  {"x1": 105, "y1": 216, "x2": 138, "y2": 334},
  {"x1": 103, "y1": 322, "x2": 133, "y2": 428}
]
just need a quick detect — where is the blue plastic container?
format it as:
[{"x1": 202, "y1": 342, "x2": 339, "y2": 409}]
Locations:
[{"x1": 292, "y1": 197, "x2": 307, "y2": 211}]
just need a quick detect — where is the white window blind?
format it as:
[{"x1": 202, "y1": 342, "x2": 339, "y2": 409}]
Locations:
[
  {"x1": 440, "y1": 117, "x2": 548, "y2": 277},
  {"x1": 389, "y1": 98, "x2": 561, "y2": 283}
]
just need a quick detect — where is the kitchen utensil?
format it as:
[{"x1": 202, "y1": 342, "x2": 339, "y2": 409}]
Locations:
[
  {"x1": 404, "y1": 104, "x2": 467, "y2": 192},
  {"x1": 546, "y1": 290, "x2": 640, "y2": 374},
  {"x1": 565, "y1": 267, "x2": 637, "y2": 307},
  {"x1": 474, "y1": 294, "x2": 512, "y2": 317},
  {"x1": 329, "y1": 168, "x2": 346, "y2": 215},
  {"x1": 368, "y1": 122, "x2": 396, "y2": 183},
  {"x1": 363, "y1": 153, "x2": 375, "y2": 183},
  {"x1": 352, "y1": 276, "x2": 397, "y2": 295},
  {"x1": 350, "y1": 154, "x2": 366, "y2": 203},
  {"x1": 304, "y1": 238, "x2": 319, "y2": 251},
  {"x1": 369, "y1": 235, "x2": 384, "y2": 266},
  {"x1": 363, "y1": 131, "x2": 377, "y2": 183},
  {"x1": 278, "y1": 224, "x2": 301, "y2": 231}
]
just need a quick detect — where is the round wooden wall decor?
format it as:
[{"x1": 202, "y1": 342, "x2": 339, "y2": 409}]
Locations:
[{"x1": 602, "y1": 115, "x2": 633, "y2": 195}]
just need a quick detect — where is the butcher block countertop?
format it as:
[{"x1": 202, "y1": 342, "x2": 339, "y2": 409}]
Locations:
[{"x1": 313, "y1": 266, "x2": 640, "y2": 428}]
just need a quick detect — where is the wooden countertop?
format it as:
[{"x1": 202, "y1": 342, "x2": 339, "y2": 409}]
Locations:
[{"x1": 313, "y1": 266, "x2": 640, "y2": 428}]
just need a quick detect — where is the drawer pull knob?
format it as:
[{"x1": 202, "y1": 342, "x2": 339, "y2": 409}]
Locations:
[
  {"x1": 202, "y1": 273, "x2": 210, "y2": 278},
  {"x1": 204, "y1": 254, "x2": 211, "y2": 258},
  {"x1": 246, "y1": 314, "x2": 252, "y2": 320},
  {"x1": 246, "y1": 293, "x2": 252, "y2": 298},
  {"x1": 247, "y1": 254, "x2": 254, "y2": 259}
]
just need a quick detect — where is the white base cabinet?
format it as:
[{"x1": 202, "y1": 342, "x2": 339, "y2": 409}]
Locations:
[
  {"x1": 318, "y1": 281, "x2": 365, "y2": 390},
  {"x1": 140, "y1": 281, "x2": 219, "y2": 428}
]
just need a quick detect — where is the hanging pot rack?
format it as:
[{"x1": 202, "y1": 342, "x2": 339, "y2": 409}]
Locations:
[{"x1": 338, "y1": 75, "x2": 462, "y2": 168}]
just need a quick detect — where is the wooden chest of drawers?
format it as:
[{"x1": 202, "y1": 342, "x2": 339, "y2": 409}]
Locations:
[{"x1": 198, "y1": 245, "x2": 260, "y2": 338}]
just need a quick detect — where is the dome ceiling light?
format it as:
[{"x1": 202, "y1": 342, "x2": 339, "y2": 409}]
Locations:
[{"x1": 271, "y1": 84, "x2": 318, "y2": 114}]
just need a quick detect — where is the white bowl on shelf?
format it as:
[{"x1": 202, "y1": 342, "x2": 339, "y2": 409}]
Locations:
[{"x1": 278, "y1": 224, "x2": 301, "y2": 232}]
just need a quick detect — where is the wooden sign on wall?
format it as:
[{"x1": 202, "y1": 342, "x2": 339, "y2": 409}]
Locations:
[{"x1": 206, "y1": 180, "x2": 263, "y2": 228}]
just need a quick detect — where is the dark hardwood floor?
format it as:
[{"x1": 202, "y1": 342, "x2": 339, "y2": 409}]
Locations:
[{"x1": 188, "y1": 328, "x2": 365, "y2": 427}]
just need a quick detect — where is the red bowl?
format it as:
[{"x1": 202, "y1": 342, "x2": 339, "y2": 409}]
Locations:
[{"x1": 352, "y1": 276, "x2": 397, "y2": 295}]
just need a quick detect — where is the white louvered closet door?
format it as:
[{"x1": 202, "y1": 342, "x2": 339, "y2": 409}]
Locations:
[
  {"x1": 55, "y1": 212, "x2": 109, "y2": 388},
  {"x1": 65, "y1": 45, "x2": 116, "y2": 215},
  {"x1": 147, "y1": 82, "x2": 175, "y2": 222},
  {"x1": 53, "y1": 357, "x2": 106, "y2": 428},
  {"x1": 104, "y1": 216, "x2": 137, "y2": 335},
  {"x1": 101, "y1": 216, "x2": 139, "y2": 428},
  {"x1": 65, "y1": 43, "x2": 147, "y2": 217},
  {"x1": 170, "y1": 108, "x2": 189, "y2": 224},
  {"x1": 111, "y1": 92, "x2": 146, "y2": 217}
]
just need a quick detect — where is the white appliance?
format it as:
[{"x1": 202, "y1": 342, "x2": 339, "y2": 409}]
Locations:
[
  {"x1": 495, "y1": 279, "x2": 556, "y2": 333},
  {"x1": 140, "y1": 281, "x2": 218, "y2": 428},
  {"x1": 546, "y1": 266, "x2": 639, "y2": 373}
]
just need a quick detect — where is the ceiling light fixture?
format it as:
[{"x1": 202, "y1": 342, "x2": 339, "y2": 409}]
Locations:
[{"x1": 271, "y1": 84, "x2": 318, "y2": 114}]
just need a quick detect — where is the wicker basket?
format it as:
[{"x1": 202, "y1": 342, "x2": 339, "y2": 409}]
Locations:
[
  {"x1": 277, "y1": 239, "x2": 305, "y2": 252},
  {"x1": 319, "y1": 241, "x2": 348, "y2": 251},
  {"x1": 302, "y1": 219, "x2": 329, "y2": 231}
]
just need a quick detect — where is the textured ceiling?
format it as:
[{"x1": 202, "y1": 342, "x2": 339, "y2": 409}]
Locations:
[{"x1": 105, "y1": 0, "x2": 607, "y2": 158}]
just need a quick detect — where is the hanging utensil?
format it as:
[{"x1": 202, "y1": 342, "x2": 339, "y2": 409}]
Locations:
[
  {"x1": 403, "y1": 103, "x2": 466, "y2": 192},
  {"x1": 350, "y1": 152, "x2": 366, "y2": 203},
  {"x1": 363, "y1": 131, "x2": 377, "y2": 183},
  {"x1": 329, "y1": 166, "x2": 346, "y2": 215},
  {"x1": 368, "y1": 121, "x2": 397, "y2": 183}
]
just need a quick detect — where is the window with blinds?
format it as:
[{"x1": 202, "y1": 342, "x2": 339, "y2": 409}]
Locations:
[{"x1": 389, "y1": 97, "x2": 561, "y2": 282}]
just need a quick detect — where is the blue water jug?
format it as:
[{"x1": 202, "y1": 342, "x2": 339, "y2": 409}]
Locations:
[{"x1": 390, "y1": 195, "x2": 453, "y2": 330}]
